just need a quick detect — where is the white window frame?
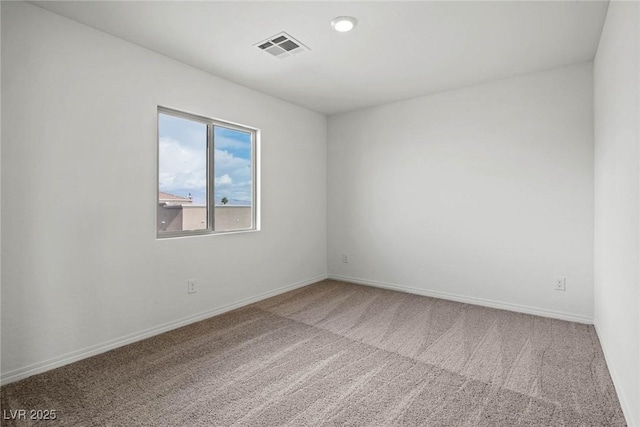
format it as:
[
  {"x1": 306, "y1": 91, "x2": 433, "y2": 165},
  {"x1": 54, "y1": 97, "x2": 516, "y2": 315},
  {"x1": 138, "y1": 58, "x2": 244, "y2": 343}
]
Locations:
[{"x1": 157, "y1": 106, "x2": 259, "y2": 238}]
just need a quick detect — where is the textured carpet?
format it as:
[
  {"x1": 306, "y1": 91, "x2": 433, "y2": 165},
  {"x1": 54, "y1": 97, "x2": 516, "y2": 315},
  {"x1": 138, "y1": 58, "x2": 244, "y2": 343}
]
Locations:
[{"x1": 1, "y1": 280, "x2": 626, "y2": 426}]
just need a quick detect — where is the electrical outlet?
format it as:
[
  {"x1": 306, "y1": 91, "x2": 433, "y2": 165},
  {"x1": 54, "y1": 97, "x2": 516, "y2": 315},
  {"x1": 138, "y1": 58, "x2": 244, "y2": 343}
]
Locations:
[
  {"x1": 342, "y1": 254, "x2": 349, "y2": 263},
  {"x1": 554, "y1": 277, "x2": 566, "y2": 291},
  {"x1": 187, "y1": 280, "x2": 196, "y2": 294}
]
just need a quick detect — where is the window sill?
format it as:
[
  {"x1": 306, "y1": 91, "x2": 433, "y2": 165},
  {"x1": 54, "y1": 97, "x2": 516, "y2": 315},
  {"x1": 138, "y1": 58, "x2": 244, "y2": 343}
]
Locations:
[{"x1": 156, "y1": 228, "x2": 259, "y2": 240}]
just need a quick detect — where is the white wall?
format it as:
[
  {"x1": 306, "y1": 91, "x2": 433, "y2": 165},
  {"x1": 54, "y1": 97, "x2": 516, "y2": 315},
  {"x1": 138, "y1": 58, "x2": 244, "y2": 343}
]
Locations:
[
  {"x1": 0, "y1": 2, "x2": 327, "y2": 380},
  {"x1": 328, "y1": 63, "x2": 595, "y2": 322},
  {"x1": 594, "y1": 1, "x2": 640, "y2": 425}
]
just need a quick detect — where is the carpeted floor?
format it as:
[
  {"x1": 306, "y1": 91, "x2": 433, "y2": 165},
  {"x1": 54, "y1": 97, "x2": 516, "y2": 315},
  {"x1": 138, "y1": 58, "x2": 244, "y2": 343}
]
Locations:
[{"x1": 1, "y1": 280, "x2": 626, "y2": 426}]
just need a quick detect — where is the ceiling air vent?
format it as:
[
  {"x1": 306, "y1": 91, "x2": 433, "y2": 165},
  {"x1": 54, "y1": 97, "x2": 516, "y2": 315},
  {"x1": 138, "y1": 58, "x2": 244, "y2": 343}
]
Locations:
[{"x1": 255, "y1": 32, "x2": 309, "y2": 59}]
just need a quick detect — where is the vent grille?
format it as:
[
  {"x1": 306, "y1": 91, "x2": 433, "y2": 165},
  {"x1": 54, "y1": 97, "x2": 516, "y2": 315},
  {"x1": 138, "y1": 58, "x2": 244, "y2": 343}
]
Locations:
[
  {"x1": 255, "y1": 32, "x2": 309, "y2": 58},
  {"x1": 279, "y1": 40, "x2": 300, "y2": 51}
]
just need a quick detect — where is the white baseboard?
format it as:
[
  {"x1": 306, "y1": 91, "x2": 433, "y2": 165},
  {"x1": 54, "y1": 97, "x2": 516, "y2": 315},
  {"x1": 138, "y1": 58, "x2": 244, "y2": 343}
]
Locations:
[
  {"x1": 328, "y1": 274, "x2": 593, "y2": 324},
  {"x1": 593, "y1": 322, "x2": 636, "y2": 427},
  {"x1": 0, "y1": 274, "x2": 327, "y2": 386}
]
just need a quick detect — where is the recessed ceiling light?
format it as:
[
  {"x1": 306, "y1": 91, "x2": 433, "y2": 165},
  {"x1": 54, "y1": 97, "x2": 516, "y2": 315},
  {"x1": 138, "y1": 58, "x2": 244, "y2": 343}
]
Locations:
[{"x1": 331, "y1": 16, "x2": 357, "y2": 32}]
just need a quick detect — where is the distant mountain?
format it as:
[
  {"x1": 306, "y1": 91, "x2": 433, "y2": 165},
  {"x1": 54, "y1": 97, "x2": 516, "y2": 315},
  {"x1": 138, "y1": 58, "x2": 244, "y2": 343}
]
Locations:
[{"x1": 215, "y1": 198, "x2": 251, "y2": 206}]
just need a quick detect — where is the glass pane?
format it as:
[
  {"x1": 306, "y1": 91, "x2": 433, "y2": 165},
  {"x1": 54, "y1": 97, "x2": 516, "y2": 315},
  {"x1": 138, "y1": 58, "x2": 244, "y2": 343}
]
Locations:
[
  {"x1": 157, "y1": 113, "x2": 208, "y2": 233},
  {"x1": 214, "y1": 126, "x2": 253, "y2": 231}
]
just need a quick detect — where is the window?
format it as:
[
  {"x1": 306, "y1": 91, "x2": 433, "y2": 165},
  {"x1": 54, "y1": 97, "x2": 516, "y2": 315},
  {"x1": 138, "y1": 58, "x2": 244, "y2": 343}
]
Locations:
[{"x1": 157, "y1": 107, "x2": 258, "y2": 237}]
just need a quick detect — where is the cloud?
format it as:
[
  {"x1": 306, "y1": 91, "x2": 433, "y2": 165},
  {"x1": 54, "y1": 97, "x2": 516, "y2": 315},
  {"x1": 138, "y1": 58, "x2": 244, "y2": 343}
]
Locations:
[
  {"x1": 215, "y1": 174, "x2": 233, "y2": 186},
  {"x1": 159, "y1": 113, "x2": 207, "y2": 150},
  {"x1": 215, "y1": 134, "x2": 247, "y2": 151},
  {"x1": 214, "y1": 149, "x2": 252, "y2": 201},
  {"x1": 159, "y1": 136, "x2": 252, "y2": 204},
  {"x1": 214, "y1": 127, "x2": 251, "y2": 158},
  {"x1": 158, "y1": 136, "x2": 206, "y2": 192}
]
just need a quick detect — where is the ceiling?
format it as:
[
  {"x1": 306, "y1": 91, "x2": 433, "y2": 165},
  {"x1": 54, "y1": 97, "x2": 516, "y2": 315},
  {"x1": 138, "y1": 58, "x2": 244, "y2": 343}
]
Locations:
[{"x1": 31, "y1": 1, "x2": 609, "y2": 115}]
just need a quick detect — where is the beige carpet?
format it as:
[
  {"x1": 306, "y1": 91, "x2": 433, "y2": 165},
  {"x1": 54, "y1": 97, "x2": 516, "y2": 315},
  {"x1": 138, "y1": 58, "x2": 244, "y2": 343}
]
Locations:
[{"x1": 1, "y1": 280, "x2": 626, "y2": 426}]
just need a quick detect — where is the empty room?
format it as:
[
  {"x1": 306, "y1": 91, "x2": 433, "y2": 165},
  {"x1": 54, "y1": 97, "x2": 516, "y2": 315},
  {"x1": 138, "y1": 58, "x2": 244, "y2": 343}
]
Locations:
[{"x1": 1, "y1": 0, "x2": 639, "y2": 425}]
